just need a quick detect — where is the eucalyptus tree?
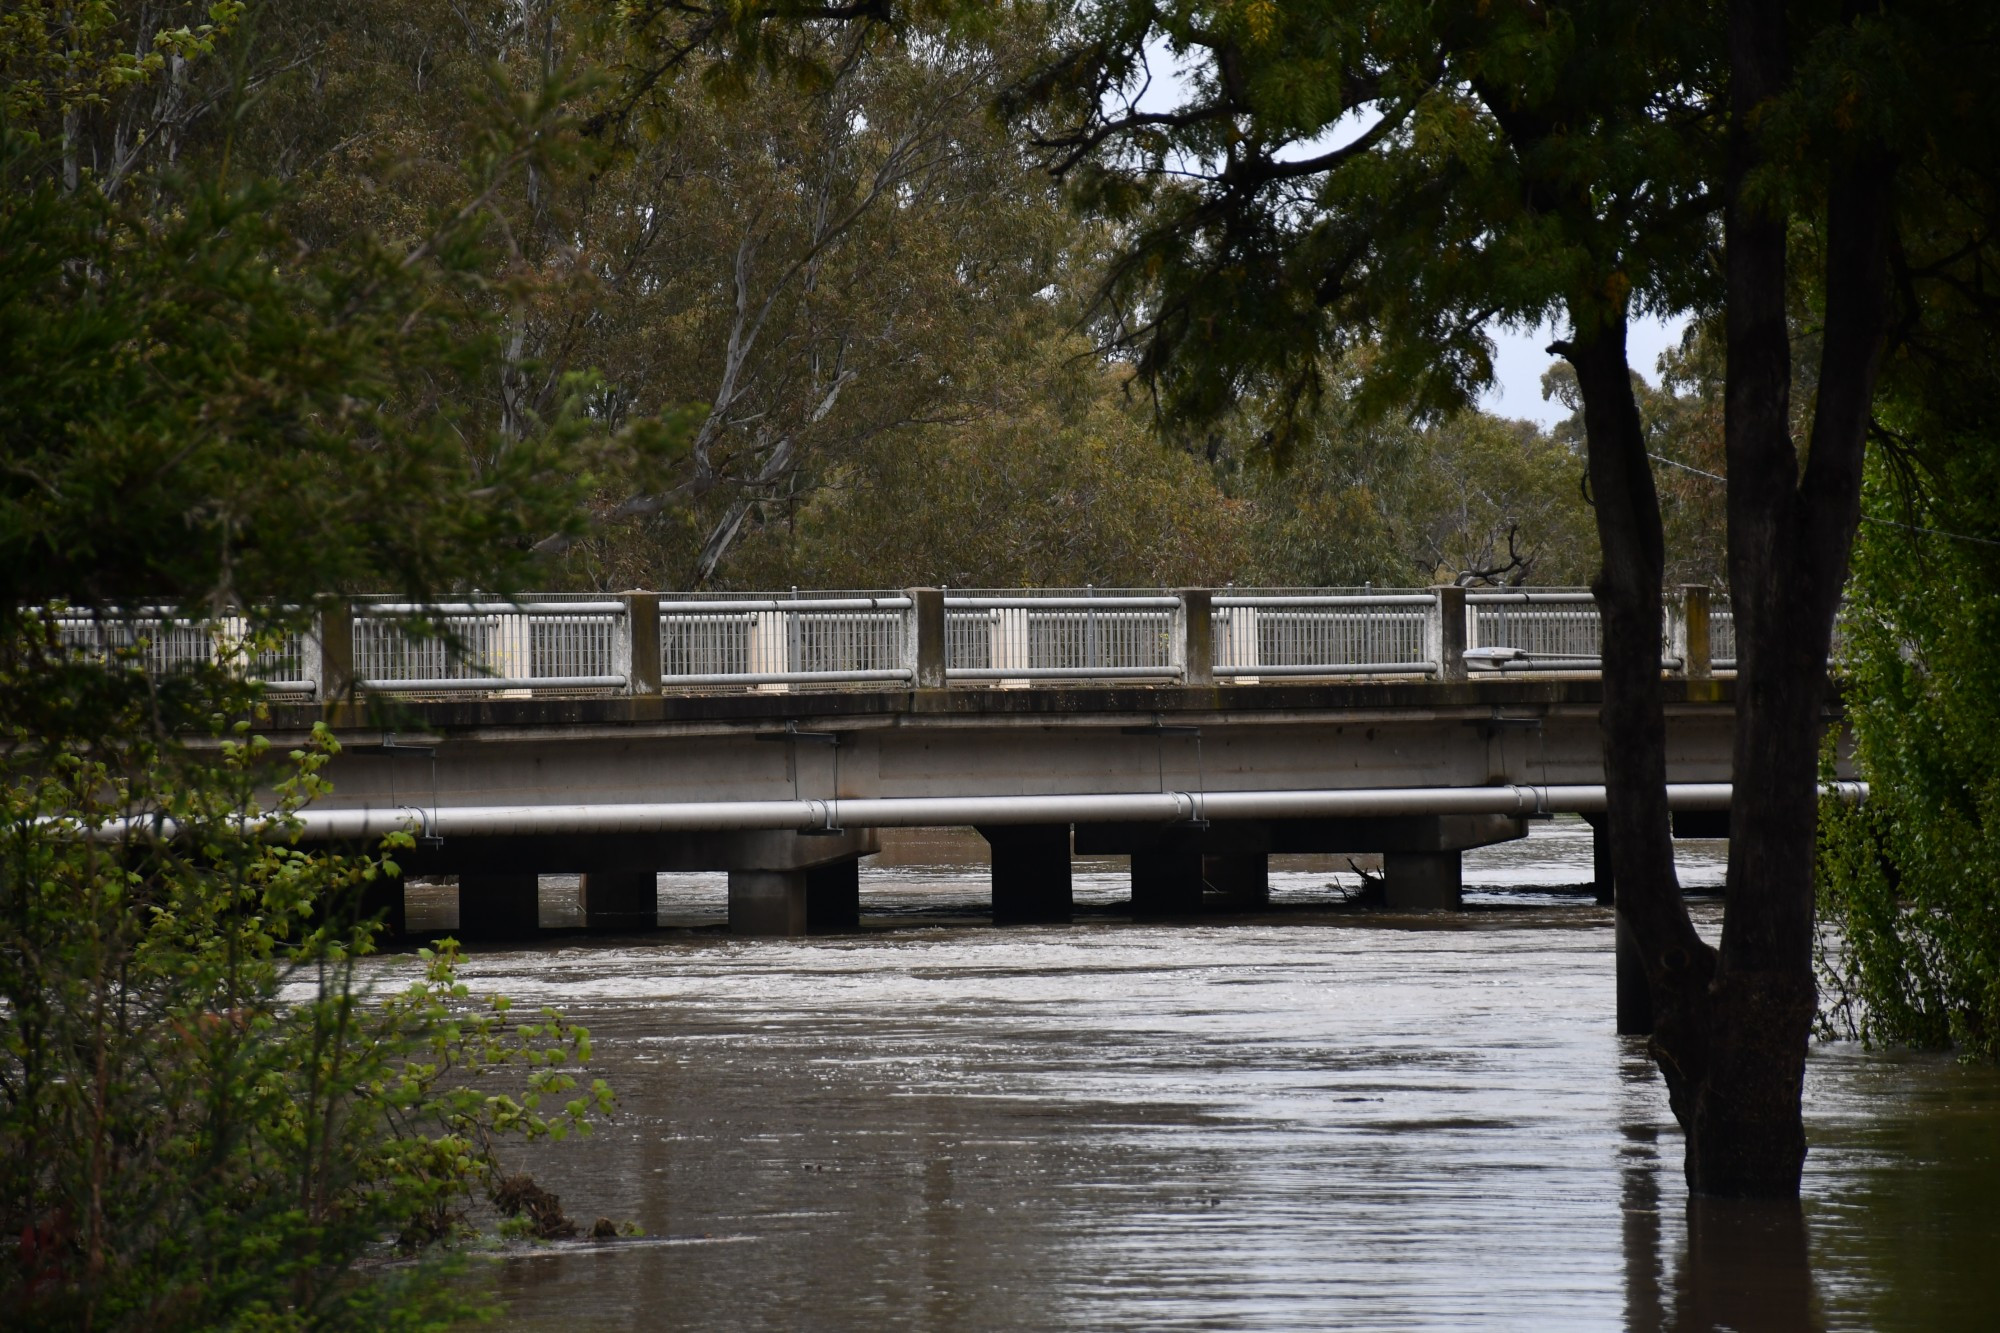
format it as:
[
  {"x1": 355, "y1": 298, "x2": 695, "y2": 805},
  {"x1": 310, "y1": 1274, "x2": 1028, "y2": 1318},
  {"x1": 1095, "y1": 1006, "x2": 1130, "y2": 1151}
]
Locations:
[
  {"x1": 1009, "y1": 0, "x2": 1767, "y2": 1188},
  {"x1": 657, "y1": 0, "x2": 1997, "y2": 1198},
  {"x1": 580, "y1": 16, "x2": 1081, "y2": 585}
]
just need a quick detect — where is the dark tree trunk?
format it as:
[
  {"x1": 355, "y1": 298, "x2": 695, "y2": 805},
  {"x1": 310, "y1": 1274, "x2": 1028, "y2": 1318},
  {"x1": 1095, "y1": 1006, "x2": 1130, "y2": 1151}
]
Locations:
[
  {"x1": 1559, "y1": 315, "x2": 1718, "y2": 1132},
  {"x1": 1688, "y1": 0, "x2": 1893, "y2": 1197}
]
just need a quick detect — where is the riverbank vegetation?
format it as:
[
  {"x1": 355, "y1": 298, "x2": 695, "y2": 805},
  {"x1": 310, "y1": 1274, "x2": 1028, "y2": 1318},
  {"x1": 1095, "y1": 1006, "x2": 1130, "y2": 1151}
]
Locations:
[
  {"x1": 1818, "y1": 265, "x2": 2000, "y2": 1059},
  {"x1": 2, "y1": 5, "x2": 623, "y2": 1325}
]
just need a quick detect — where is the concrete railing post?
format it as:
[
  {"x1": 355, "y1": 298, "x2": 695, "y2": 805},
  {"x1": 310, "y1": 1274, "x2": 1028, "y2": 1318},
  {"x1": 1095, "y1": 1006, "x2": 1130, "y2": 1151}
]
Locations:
[
  {"x1": 624, "y1": 590, "x2": 661, "y2": 695},
  {"x1": 1680, "y1": 584, "x2": 1712, "y2": 681},
  {"x1": 907, "y1": 587, "x2": 945, "y2": 688},
  {"x1": 1432, "y1": 585, "x2": 1467, "y2": 683},
  {"x1": 317, "y1": 600, "x2": 355, "y2": 702},
  {"x1": 1179, "y1": 588, "x2": 1214, "y2": 686}
]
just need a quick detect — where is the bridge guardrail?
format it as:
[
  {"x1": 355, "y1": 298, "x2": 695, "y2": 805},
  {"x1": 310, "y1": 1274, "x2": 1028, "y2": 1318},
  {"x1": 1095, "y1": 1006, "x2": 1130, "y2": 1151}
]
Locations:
[
  {"x1": 52, "y1": 612, "x2": 316, "y2": 693},
  {"x1": 36, "y1": 584, "x2": 1746, "y2": 698},
  {"x1": 1212, "y1": 592, "x2": 1437, "y2": 679},
  {"x1": 658, "y1": 596, "x2": 914, "y2": 688},
  {"x1": 944, "y1": 593, "x2": 1181, "y2": 682}
]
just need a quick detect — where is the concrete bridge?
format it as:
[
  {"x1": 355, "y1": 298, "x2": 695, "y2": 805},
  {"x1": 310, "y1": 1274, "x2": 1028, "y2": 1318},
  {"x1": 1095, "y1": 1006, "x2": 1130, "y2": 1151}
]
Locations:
[{"x1": 152, "y1": 584, "x2": 1778, "y2": 939}]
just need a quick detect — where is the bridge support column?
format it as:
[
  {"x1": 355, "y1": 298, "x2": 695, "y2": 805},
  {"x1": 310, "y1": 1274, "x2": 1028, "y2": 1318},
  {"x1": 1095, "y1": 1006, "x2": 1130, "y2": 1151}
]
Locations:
[
  {"x1": 1204, "y1": 852, "x2": 1269, "y2": 907},
  {"x1": 806, "y1": 857, "x2": 861, "y2": 933},
  {"x1": 1382, "y1": 851, "x2": 1461, "y2": 910},
  {"x1": 978, "y1": 824, "x2": 1072, "y2": 924},
  {"x1": 579, "y1": 870, "x2": 658, "y2": 932},
  {"x1": 729, "y1": 870, "x2": 806, "y2": 936},
  {"x1": 1131, "y1": 843, "x2": 1205, "y2": 917},
  {"x1": 458, "y1": 871, "x2": 540, "y2": 940},
  {"x1": 1617, "y1": 912, "x2": 1654, "y2": 1035},
  {"x1": 1584, "y1": 812, "x2": 1614, "y2": 906},
  {"x1": 729, "y1": 855, "x2": 863, "y2": 936},
  {"x1": 358, "y1": 866, "x2": 406, "y2": 940}
]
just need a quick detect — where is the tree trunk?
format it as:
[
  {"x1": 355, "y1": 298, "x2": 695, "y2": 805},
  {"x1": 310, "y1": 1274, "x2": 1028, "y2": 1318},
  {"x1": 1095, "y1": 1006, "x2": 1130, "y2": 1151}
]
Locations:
[
  {"x1": 1560, "y1": 315, "x2": 1718, "y2": 1134},
  {"x1": 1691, "y1": 0, "x2": 1893, "y2": 1197}
]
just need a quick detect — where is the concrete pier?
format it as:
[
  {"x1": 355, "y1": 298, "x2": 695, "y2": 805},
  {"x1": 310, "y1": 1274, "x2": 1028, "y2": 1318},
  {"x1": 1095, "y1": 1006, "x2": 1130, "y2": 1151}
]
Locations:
[
  {"x1": 579, "y1": 870, "x2": 658, "y2": 931},
  {"x1": 1616, "y1": 913, "x2": 1654, "y2": 1035},
  {"x1": 357, "y1": 866, "x2": 406, "y2": 939},
  {"x1": 1382, "y1": 851, "x2": 1463, "y2": 911},
  {"x1": 729, "y1": 856, "x2": 863, "y2": 936},
  {"x1": 458, "y1": 871, "x2": 540, "y2": 940},
  {"x1": 1204, "y1": 851, "x2": 1270, "y2": 907},
  {"x1": 728, "y1": 869, "x2": 808, "y2": 935},
  {"x1": 1130, "y1": 840, "x2": 1206, "y2": 916},
  {"x1": 806, "y1": 857, "x2": 861, "y2": 932},
  {"x1": 979, "y1": 824, "x2": 1073, "y2": 924}
]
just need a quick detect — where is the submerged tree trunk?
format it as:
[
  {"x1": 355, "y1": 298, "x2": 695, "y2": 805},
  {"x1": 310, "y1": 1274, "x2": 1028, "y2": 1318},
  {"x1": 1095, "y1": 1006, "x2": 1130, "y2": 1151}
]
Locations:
[
  {"x1": 1559, "y1": 314, "x2": 1719, "y2": 1133},
  {"x1": 1700, "y1": 0, "x2": 1893, "y2": 1197}
]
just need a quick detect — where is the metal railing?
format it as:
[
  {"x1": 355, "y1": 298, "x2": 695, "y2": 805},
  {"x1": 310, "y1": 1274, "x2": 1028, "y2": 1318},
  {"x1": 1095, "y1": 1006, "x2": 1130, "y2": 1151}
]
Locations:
[
  {"x1": 50, "y1": 612, "x2": 315, "y2": 693},
  {"x1": 1213, "y1": 592, "x2": 1435, "y2": 678},
  {"x1": 351, "y1": 600, "x2": 627, "y2": 692},
  {"x1": 1464, "y1": 591, "x2": 1604, "y2": 672},
  {"x1": 657, "y1": 596, "x2": 912, "y2": 687},
  {"x1": 945, "y1": 592, "x2": 1179, "y2": 681},
  {"x1": 38, "y1": 585, "x2": 1758, "y2": 698}
]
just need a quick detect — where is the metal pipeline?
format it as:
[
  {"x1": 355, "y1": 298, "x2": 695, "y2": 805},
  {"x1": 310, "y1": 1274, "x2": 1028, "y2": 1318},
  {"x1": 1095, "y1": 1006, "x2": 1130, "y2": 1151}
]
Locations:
[{"x1": 216, "y1": 781, "x2": 1866, "y2": 841}]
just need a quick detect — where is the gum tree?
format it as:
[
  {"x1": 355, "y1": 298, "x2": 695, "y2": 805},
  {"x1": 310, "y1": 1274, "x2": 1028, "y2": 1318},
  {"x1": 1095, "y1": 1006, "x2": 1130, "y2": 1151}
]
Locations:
[{"x1": 666, "y1": 0, "x2": 1998, "y2": 1196}]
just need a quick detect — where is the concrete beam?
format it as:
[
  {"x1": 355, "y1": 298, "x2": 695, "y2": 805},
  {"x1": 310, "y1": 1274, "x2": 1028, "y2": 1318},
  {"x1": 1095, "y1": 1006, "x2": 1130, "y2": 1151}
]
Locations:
[
  {"x1": 579, "y1": 870, "x2": 657, "y2": 931},
  {"x1": 1180, "y1": 589, "x2": 1214, "y2": 687},
  {"x1": 458, "y1": 871, "x2": 540, "y2": 940},
  {"x1": 1382, "y1": 851, "x2": 1461, "y2": 911},
  {"x1": 978, "y1": 824, "x2": 1072, "y2": 924},
  {"x1": 1075, "y1": 819, "x2": 1269, "y2": 857},
  {"x1": 1266, "y1": 813, "x2": 1527, "y2": 855},
  {"x1": 401, "y1": 827, "x2": 879, "y2": 877},
  {"x1": 625, "y1": 590, "x2": 661, "y2": 694},
  {"x1": 1433, "y1": 585, "x2": 1468, "y2": 683}
]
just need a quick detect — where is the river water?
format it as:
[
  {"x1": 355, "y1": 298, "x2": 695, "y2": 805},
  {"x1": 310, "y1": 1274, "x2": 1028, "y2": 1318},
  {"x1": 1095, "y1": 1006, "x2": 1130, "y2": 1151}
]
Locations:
[{"x1": 395, "y1": 820, "x2": 2000, "y2": 1330}]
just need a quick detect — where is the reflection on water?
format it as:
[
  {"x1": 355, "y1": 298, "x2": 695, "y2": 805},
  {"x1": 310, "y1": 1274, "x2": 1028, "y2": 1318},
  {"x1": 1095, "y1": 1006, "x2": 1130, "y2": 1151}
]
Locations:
[{"x1": 375, "y1": 820, "x2": 2000, "y2": 1330}]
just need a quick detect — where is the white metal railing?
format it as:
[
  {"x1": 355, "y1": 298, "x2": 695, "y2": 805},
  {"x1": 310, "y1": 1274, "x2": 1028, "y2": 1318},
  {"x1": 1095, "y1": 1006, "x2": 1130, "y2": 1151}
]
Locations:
[
  {"x1": 657, "y1": 595, "x2": 912, "y2": 687},
  {"x1": 351, "y1": 600, "x2": 626, "y2": 692},
  {"x1": 1214, "y1": 592, "x2": 1435, "y2": 678},
  {"x1": 1713, "y1": 607, "x2": 1737, "y2": 669},
  {"x1": 1463, "y1": 590, "x2": 1602, "y2": 672},
  {"x1": 35, "y1": 586, "x2": 1766, "y2": 697},
  {"x1": 945, "y1": 592, "x2": 1178, "y2": 681},
  {"x1": 50, "y1": 612, "x2": 315, "y2": 692}
]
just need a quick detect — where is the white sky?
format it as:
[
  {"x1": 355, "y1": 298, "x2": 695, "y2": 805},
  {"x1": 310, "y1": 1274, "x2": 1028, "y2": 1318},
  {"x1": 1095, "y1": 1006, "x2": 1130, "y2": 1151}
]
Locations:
[{"x1": 1482, "y1": 315, "x2": 1689, "y2": 427}]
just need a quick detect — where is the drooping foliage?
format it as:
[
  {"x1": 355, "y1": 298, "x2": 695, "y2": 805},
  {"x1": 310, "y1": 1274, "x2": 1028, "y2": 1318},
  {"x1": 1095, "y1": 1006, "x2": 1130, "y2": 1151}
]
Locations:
[
  {"x1": 1814, "y1": 80, "x2": 2000, "y2": 1055},
  {"x1": 1819, "y1": 453, "x2": 2000, "y2": 1057}
]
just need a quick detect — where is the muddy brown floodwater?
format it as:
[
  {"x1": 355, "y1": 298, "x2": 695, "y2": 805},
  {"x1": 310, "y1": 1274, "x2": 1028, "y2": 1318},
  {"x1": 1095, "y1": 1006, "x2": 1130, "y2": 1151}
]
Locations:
[{"x1": 373, "y1": 819, "x2": 2000, "y2": 1330}]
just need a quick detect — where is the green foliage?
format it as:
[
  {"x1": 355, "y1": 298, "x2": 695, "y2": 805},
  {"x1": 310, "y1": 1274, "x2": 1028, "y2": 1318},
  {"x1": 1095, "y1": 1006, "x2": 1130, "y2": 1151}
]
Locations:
[
  {"x1": 1818, "y1": 450, "x2": 2000, "y2": 1058},
  {"x1": 1008, "y1": 0, "x2": 1721, "y2": 443},
  {"x1": 1, "y1": 14, "x2": 628, "y2": 1325},
  {"x1": 1543, "y1": 323, "x2": 1730, "y2": 590},
  {"x1": 1233, "y1": 392, "x2": 1597, "y2": 588},
  {"x1": 0, "y1": 653, "x2": 613, "y2": 1329},
  {"x1": 718, "y1": 356, "x2": 1247, "y2": 589}
]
